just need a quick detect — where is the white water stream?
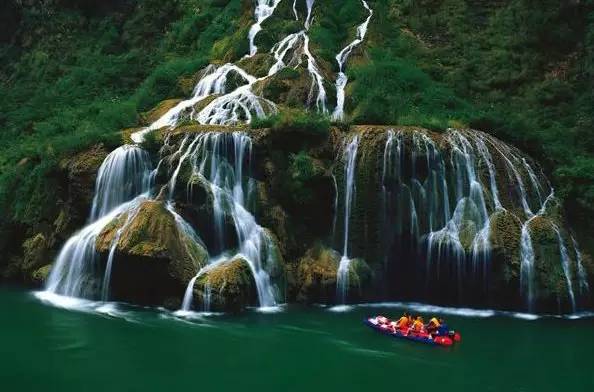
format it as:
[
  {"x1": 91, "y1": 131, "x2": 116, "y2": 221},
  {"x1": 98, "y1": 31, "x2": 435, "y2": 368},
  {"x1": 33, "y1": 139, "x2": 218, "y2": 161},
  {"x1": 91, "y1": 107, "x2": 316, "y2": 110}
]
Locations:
[
  {"x1": 332, "y1": 0, "x2": 373, "y2": 121},
  {"x1": 336, "y1": 135, "x2": 360, "y2": 303}
]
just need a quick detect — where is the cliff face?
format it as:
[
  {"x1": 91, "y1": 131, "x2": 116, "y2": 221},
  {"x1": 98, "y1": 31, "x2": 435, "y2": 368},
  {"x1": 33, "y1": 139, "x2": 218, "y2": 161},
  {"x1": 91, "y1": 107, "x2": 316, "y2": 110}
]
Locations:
[
  {"x1": 2, "y1": 120, "x2": 592, "y2": 313},
  {"x1": 0, "y1": 144, "x2": 108, "y2": 285},
  {"x1": 28, "y1": 119, "x2": 589, "y2": 313}
]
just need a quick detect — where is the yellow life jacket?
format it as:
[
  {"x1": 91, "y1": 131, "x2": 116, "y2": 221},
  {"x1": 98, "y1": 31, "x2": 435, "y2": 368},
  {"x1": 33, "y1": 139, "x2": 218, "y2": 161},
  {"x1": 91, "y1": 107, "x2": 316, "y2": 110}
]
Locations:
[{"x1": 429, "y1": 317, "x2": 440, "y2": 327}]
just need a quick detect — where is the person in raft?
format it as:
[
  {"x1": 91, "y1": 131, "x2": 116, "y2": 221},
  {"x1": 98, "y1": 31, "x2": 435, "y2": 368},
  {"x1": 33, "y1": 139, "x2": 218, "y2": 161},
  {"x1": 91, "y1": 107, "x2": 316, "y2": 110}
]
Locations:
[
  {"x1": 426, "y1": 317, "x2": 441, "y2": 333},
  {"x1": 395, "y1": 312, "x2": 411, "y2": 328},
  {"x1": 411, "y1": 316, "x2": 425, "y2": 333}
]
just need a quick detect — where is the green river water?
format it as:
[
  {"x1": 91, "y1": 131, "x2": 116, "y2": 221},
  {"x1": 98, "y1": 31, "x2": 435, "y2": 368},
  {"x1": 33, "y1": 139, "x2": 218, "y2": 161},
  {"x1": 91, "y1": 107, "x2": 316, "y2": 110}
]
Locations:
[{"x1": 1, "y1": 287, "x2": 593, "y2": 391}]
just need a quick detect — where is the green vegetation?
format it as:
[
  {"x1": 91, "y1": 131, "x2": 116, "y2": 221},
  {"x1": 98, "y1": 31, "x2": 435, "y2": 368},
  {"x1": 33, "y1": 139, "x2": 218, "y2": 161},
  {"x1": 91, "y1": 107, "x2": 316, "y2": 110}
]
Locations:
[
  {"x1": 251, "y1": 108, "x2": 330, "y2": 137},
  {"x1": 0, "y1": 0, "x2": 247, "y2": 227}
]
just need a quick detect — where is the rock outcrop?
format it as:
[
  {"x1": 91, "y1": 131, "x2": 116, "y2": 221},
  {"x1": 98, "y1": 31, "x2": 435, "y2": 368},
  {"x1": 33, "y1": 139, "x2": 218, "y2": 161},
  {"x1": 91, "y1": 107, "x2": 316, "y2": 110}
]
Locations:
[
  {"x1": 191, "y1": 257, "x2": 257, "y2": 312},
  {"x1": 96, "y1": 200, "x2": 208, "y2": 307}
]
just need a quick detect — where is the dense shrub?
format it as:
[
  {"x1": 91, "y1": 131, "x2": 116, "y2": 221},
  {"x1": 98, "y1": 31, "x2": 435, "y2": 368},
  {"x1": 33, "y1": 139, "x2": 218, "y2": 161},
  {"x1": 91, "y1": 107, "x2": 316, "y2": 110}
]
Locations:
[{"x1": 251, "y1": 109, "x2": 330, "y2": 137}]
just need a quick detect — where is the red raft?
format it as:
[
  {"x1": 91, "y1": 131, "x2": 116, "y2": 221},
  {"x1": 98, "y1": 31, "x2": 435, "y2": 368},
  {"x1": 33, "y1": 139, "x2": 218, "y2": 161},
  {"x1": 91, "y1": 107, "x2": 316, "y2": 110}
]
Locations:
[{"x1": 365, "y1": 315, "x2": 461, "y2": 346}]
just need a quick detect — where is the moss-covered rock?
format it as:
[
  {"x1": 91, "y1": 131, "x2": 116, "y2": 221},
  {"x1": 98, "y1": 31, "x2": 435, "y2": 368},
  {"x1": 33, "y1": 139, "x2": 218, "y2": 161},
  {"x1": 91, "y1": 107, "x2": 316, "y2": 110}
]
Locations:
[
  {"x1": 21, "y1": 233, "x2": 49, "y2": 272},
  {"x1": 95, "y1": 200, "x2": 208, "y2": 307},
  {"x1": 192, "y1": 257, "x2": 257, "y2": 312},
  {"x1": 489, "y1": 210, "x2": 522, "y2": 279},
  {"x1": 31, "y1": 264, "x2": 52, "y2": 287},
  {"x1": 529, "y1": 216, "x2": 576, "y2": 310},
  {"x1": 237, "y1": 53, "x2": 275, "y2": 78},
  {"x1": 295, "y1": 245, "x2": 340, "y2": 303},
  {"x1": 293, "y1": 245, "x2": 373, "y2": 304},
  {"x1": 140, "y1": 99, "x2": 183, "y2": 126},
  {"x1": 59, "y1": 144, "x2": 108, "y2": 220}
]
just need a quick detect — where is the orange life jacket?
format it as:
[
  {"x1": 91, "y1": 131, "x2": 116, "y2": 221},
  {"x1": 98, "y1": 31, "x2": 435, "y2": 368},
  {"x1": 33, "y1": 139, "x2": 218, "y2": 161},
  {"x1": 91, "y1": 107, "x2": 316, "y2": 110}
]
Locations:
[{"x1": 396, "y1": 316, "x2": 409, "y2": 327}]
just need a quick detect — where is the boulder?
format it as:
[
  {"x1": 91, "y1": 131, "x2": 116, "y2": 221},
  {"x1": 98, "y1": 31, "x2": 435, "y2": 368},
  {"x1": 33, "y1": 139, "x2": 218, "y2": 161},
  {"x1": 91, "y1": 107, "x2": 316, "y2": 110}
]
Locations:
[
  {"x1": 192, "y1": 257, "x2": 257, "y2": 312},
  {"x1": 96, "y1": 200, "x2": 208, "y2": 307},
  {"x1": 295, "y1": 245, "x2": 340, "y2": 303},
  {"x1": 294, "y1": 245, "x2": 371, "y2": 303}
]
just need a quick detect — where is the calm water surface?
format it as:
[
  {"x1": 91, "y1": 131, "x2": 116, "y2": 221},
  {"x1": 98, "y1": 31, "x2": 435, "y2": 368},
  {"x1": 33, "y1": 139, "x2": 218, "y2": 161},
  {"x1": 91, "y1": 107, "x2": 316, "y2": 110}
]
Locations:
[{"x1": 1, "y1": 287, "x2": 593, "y2": 391}]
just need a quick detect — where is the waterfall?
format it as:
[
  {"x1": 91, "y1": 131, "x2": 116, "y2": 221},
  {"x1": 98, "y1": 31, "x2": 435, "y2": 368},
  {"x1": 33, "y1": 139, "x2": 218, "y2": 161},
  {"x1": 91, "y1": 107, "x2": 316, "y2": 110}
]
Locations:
[
  {"x1": 175, "y1": 132, "x2": 281, "y2": 310},
  {"x1": 90, "y1": 145, "x2": 152, "y2": 220},
  {"x1": 45, "y1": 200, "x2": 141, "y2": 298},
  {"x1": 131, "y1": 62, "x2": 277, "y2": 143},
  {"x1": 292, "y1": 0, "x2": 299, "y2": 20},
  {"x1": 131, "y1": 0, "x2": 337, "y2": 144},
  {"x1": 100, "y1": 203, "x2": 142, "y2": 301},
  {"x1": 332, "y1": 128, "x2": 585, "y2": 312},
  {"x1": 181, "y1": 275, "x2": 198, "y2": 310},
  {"x1": 269, "y1": 30, "x2": 328, "y2": 113},
  {"x1": 46, "y1": 146, "x2": 152, "y2": 299},
  {"x1": 473, "y1": 134, "x2": 502, "y2": 211},
  {"x1": 553, "y1": 227, "x2": 576, "y2": 311},
  {"x1": 202, "y1": 282, "x2": 212, "y2": 312},
  {"x1": 332, "y1": 0, "x2": 373, "y2": 121},
  {"x1": 517, "y1": 190, "x2": 555, "y2": 309},
  {"x1": 248, "y1": 0, "x2": 283, "y2": 57},
  {"x1": 305, "y1": 0, "x2": 315, "y2": 30},
  {"x1": 336, "y1": 135, "x2": 359, "y2": 304},
  {"x1": 572, "y1": 236, "x2": 590, "y2": 294},
  {"x1": 520, "y1": 218, "x2": 536, "y2": 311}
]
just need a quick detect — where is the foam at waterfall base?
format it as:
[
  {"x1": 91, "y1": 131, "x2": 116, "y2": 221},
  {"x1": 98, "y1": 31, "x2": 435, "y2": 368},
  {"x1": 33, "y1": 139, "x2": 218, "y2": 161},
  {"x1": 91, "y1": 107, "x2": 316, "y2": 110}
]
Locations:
[
  {"x1": 324, "y1": 301, "x2": 594, "y2": 321},
  {"x1": 172, "y1": 309, "x2": 223, "y2": 319},
  {"x1": 34, "y1": 291, "x2": 139, "y2": 322},
  {"x1": 328, "y1": 305, "x2": 355, "y2": 313}
]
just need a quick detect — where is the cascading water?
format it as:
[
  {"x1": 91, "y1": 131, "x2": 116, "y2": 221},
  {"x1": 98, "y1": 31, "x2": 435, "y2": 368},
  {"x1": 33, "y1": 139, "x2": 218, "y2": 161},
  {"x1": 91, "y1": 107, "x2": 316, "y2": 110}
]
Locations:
[
  {"x1": 292, "y1": 0, "x2": 299, "y2": 20},
  {"x1": 304, "y1": 0, "x2": 315, "y2": 30},
  {"x1": 335, "y1": 128, "x2": 586, "y2": 313},
  {"x1": 130, "y1": 0, "x2": 340, "y2": 144},
  {"x1": 38, "y1": 1, "x2": 589, "y2": 315},
  {"x1": 90, "y1": 145, "x2": 152, "y2": 220},
  {"x1": 247, "y1": 0, "x2": 283, "y2": 57},
  {"x1": 131, "y1": 64, "x2": 277, "y2": 143},
  {"x1": 572, "y1": 236, "x2": 590, "y2": 295},
  {"x1": 45, "y1": 146, "x2": 153, "y2": 299},
  {"x1": 336, "y1": 135, "x2": 359, "y2": 304},
  {"x1": 553, "y1": 226, "x2": 576, "y2": 312},
  {"x1": 171, "y1": 132, "x2": 281, "y2": 311},
  {"x1": 519, "y1": 191, "x2": 555, "y2": 310},
  {"x1": 268, "y1": 31, "x2": 328, "y2": 113},
  {"x1": 520, "y1": 218, "x2": 537, "y2": 311},
  {"x1": 332, "y1": 0, "x2": 373, "y2": 121}
]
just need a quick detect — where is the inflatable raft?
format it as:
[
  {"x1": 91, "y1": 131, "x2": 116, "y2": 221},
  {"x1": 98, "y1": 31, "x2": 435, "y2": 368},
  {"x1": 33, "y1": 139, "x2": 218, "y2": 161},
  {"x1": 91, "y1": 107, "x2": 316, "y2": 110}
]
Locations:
[{"x1": 365, "y1": 316, "x2": 461, "y2": 346}]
